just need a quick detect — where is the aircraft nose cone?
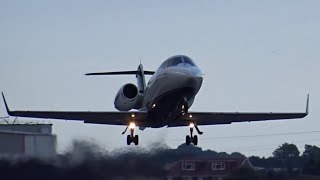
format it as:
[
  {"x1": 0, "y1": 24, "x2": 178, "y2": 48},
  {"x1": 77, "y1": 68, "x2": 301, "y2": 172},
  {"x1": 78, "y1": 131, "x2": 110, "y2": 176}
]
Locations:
[
  {"x1": 191, "y1": 76, "x2": 203, "y2": 87},
  {"x1": 168, "y1": 71, "x2": 203, "y2": 91},
  {"x1": 185, "y1": 75, "x2": 203, "y2": 90}
]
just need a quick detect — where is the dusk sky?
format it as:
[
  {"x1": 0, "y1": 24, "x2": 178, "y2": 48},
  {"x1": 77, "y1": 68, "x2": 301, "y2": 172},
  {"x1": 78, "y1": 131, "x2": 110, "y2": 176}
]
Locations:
[{"x1": 0, "y1": 0, "x2": 319, "y2": 157}]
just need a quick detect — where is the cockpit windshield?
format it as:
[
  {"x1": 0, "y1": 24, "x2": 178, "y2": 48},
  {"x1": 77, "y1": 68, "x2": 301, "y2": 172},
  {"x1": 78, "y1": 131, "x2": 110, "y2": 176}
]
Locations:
[
  {"x1": 182, "y1": 56, "x2": 196, "y2": 67},
  {"x1": 158, "y1": 55, "x2": 197, "y2": 70},
  {"x1": 167, "y1": 57, "x2": 184, "y2": 67}
]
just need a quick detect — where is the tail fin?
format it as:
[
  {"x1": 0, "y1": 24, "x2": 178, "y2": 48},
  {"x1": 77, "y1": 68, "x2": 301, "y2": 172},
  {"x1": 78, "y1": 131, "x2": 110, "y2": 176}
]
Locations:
[{"x1": 136, "y1": 64, "x2": 146, "y2": 94}]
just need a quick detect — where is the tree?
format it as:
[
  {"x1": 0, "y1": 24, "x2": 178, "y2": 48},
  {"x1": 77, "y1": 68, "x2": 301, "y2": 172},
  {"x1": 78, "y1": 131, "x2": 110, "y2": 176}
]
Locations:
[
  {"x1": 176, "y1": 143, "x2": 203, "y2": 154},
  {"x1": 228, "y1": 167, "x2": 259, "y2": 180},
  {"x1": 249, "y1": 156, "x2": 268, "y2": 168},
  {"x1": 302, "y1": 144, "x2": 320, "y2": 162},
  {"x1": 230, "y1": 152, "x2": 246, "y2": 158},
  {"x1": 302, "y1": 144, "x2": 320, "y2": 175},
  {"x1": 272, "y1": 143, "x2": 301, "y2": 170}
]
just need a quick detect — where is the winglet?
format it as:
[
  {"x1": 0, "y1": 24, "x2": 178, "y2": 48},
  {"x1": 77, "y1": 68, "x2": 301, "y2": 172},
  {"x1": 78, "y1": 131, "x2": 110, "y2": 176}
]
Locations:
[
  {"x1": 306, "y1": 94, "x2": 309, "y2": 115},
  {"x1": 1, "y1": 92, "x2": 12, "y2": 116}
]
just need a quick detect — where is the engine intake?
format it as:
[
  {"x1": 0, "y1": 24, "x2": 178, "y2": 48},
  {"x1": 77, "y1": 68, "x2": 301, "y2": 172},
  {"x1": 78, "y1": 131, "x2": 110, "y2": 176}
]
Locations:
[
  {"x1": 114, "y1": 83, "x2": 142, "y2": 111},
  {"x1": 123, "y1": 83, "x2": 138, "y2": 99}
]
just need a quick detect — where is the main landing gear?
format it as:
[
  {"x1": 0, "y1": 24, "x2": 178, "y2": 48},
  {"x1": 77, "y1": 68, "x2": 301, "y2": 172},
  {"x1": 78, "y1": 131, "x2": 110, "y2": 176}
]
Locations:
[
  {"x1": 186, "y1": 123, "x2": 203, "y2": 146},
  {"x1": 122, "y1": 122, "x2": 139, "y2": 145}
]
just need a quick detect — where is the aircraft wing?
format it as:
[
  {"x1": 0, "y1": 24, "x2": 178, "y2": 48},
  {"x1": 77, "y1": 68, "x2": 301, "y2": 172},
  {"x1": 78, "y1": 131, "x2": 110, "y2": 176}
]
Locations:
[
  {"x1": 2, "y1": 93, "x2": 309, "y2": 127},
  {"x1": 168, "y1": 95, "x2": 309, "y2": 127},
  {"x1": 2, "y1": 93, "x2": 147, "y2": 126}
]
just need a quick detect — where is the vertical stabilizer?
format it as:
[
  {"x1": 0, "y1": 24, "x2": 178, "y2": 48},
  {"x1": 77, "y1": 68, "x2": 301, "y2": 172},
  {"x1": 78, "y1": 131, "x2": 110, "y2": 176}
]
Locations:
[{"x1": 136, "y1": 64, "x2": 146, "y2": 94}]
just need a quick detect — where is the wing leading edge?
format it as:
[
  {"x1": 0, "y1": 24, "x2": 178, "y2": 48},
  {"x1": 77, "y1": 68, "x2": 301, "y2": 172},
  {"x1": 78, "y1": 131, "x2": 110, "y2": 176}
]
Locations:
[
  {"x1": 1, "y1": 92, "x2": 147, "y2": 126},
  {"x1": 168, "y1": 94, "x2": 309, "y2": 127},
  {"x1": 2, "y1": 93, "x2": 309, "y2": 127}
]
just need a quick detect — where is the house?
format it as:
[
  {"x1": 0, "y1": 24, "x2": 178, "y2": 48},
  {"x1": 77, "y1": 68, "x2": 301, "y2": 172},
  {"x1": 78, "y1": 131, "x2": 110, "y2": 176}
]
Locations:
[{"x1": 166, "y1": 157, "x2": 253, "y2": 180}]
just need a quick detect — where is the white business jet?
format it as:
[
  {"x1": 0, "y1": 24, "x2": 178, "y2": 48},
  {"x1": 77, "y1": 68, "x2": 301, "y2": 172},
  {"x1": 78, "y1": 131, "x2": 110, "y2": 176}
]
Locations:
[{"x1": 2, "y1": 55, "x2": 309, "y2": 145}]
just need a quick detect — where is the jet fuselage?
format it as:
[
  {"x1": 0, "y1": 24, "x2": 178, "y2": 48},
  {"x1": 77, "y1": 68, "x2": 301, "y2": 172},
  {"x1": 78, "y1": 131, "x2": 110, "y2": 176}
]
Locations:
[{"x1": 142, "y1": 55, "x2": 203, "y2": 127}]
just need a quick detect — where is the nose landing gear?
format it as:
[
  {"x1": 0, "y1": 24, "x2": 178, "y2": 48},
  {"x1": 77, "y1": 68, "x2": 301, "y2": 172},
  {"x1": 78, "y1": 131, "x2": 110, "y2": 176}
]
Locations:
[
  {"x1": 122, "y1": 122, "x2": 139, "y2": 145},
  {"x1": 186, "y1": 123, "x2": 203, "y2": 146}
]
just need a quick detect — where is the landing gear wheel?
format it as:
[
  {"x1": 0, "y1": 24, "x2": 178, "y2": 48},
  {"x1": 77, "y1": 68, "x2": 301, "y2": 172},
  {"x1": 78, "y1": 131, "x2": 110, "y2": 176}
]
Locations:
[
  {"x1": 186, "y1": 135, "x2": 191, "y2": 145},
  {"x1": 124, "y1": 122, "x2": 139, "y2": 146},
  {"x1": 185, "y1": 123, "x2": 202, "y2": 146},
  {"x1": 193, "y1": 135, "x2": 198, "y2": 146},
  {"x1": 134, "y1": 135, "x2": 139, "y2": 145},
  {"x1": 127, "y1": 135, "x2": 131, "y2": 145}
]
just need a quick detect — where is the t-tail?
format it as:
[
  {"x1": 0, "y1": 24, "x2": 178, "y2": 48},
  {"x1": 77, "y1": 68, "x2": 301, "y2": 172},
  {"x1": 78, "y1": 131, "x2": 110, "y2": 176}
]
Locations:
[{"x1": 86, "y1": 64, "x2": 155, "y2": 111}]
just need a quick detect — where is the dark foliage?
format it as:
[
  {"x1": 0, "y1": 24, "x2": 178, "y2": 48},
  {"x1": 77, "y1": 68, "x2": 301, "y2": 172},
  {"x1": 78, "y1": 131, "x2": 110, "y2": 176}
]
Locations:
[
  {"x1": 228, "y1": 168, "x2": 260, "y2": 180},
  {"x1": 1, "y1": 141, "x2": 320, "y2": 179},
  {"x1": 302, "y1": 145, "x2": 320, "y2": 175},
  {"x1": 250, "y1": 143, "x2": 320, "y2": 176},
  {"x1": 0, "y1": 140, "x2": 245, "y2": 180}
]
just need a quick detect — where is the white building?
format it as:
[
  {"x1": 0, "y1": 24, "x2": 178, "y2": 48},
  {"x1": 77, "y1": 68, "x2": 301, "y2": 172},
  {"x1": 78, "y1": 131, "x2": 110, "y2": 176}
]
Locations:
[{"x1": 0, "y1": 124, "x2": 56, "y2": 158}]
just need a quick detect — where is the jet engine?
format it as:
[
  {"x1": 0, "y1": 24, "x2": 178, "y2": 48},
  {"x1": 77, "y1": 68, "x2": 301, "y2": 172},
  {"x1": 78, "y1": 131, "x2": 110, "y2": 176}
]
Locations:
[{"x1": 114, "y1": 83, "x2": 143, "y2": 111}]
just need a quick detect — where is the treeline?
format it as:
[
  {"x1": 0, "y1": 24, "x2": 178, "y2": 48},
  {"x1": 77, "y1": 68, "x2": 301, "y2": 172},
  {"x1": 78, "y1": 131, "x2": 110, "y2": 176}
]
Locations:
[
  {"x1": 249, "y1": 143, "x2": 320, "y2": 175},
  {"x1": 163, "y1": 142, "x2": 320, "y2": 176},
  {"x1": 0, "y1": 140, "x2": 319, "y2": 179}
]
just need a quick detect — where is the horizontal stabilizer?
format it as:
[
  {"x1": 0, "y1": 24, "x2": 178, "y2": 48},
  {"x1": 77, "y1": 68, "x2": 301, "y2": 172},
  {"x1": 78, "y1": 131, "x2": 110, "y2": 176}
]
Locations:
[{"x1": 85, "y1": 71, "x2": 155, "y2": 76}]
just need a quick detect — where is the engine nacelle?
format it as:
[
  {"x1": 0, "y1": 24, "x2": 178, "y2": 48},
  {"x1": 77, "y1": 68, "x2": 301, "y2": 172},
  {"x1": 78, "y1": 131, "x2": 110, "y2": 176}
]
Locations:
[{"x1": 114, "y1": 83, "x2": 142, "y2": 111}]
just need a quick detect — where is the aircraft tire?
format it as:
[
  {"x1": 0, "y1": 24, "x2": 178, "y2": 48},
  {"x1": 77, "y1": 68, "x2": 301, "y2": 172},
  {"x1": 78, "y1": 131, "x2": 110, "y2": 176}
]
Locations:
[
  {"x1": 127, "y1": 135, "x2": 131, "y2": 145},
  {"x1": 186, "y1": 135, "x2": 191, "y2": 145},
  {"x1": 193, "y1": 135, "x2": 198, "y2": 146},
  {"x1": 134, "y1": 135, "x2": 139, "y2": 145}
]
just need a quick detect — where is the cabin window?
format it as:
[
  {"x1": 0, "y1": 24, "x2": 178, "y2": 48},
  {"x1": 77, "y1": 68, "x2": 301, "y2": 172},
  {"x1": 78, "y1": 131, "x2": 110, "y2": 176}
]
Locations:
[
  {"x1": 212, "y1": 162, "x2": 225, "y2": 170},
  {"x1": 182, "y1": 162, "x2": 195, "y2": 171}
]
